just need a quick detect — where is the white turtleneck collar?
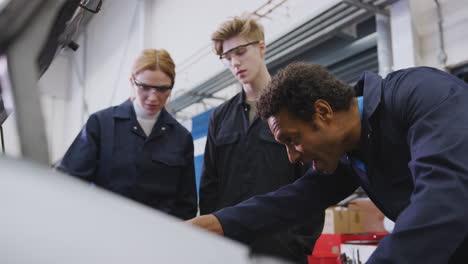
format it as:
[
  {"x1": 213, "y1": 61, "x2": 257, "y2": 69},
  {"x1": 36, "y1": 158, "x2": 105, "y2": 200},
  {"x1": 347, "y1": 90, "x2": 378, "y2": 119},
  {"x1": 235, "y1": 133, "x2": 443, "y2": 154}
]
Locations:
[{"x1": 133, "y1": 100, "x2": 161, "y2": 136}]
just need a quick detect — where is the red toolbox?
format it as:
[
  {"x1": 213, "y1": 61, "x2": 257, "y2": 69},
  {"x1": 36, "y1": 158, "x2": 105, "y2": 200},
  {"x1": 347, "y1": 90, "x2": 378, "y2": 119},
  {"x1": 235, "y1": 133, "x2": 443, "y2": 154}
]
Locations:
[{"x1": 308, "y1": 232, "x2": 388, "y2": 264}]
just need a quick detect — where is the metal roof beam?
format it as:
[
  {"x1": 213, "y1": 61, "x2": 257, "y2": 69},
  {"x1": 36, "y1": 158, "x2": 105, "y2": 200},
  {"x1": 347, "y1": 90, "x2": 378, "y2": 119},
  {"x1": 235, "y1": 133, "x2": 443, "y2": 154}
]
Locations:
[
  {"x1": 169, "y1": 0, "x2": 397, "y2": 114},
  {"x1": 343, "y1": 0, "x2": 389, "y2": 16}
]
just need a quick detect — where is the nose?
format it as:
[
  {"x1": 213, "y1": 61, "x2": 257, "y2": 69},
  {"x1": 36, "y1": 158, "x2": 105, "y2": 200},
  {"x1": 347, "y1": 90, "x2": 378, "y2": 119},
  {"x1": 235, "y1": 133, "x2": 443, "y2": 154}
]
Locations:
[
  {"x1": 231, "y1": 56, "x2": 241, "y2": 68},
  {"x1": 147, "y1": 90, "x2": 159, "y2": 102},
  {"x1": 285, "y1": 145, "x2": 301, "y2": 163}
]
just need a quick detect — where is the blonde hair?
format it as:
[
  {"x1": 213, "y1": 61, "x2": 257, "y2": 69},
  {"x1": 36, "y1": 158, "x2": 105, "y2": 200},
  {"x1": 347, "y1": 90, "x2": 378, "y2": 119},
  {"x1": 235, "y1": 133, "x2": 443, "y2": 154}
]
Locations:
[
  {"x1": 211, "y1": 16, "x2": 265, "y2": 56},
  {"x1": 132, "y1": 49, "x2": 176, "y2": 85}
]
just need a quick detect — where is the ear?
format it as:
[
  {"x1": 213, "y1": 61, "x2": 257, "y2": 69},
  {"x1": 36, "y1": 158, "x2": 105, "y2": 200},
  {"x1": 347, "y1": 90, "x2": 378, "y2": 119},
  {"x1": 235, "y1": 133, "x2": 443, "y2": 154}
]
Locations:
[
  {"x1": 130, "y1": 75, "x2": 136, "y2": 98},
  {"x1": 314, "y1": 99, "x2": 333, "y2": 123},
  {"x1": 259, "y1": 40, "x2": 266, "y2": 57}
]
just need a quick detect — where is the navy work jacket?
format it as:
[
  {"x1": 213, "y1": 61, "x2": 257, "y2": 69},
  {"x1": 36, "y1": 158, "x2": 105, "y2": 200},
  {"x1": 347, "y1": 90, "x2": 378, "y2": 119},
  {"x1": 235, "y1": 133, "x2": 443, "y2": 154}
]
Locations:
[
  {"x1": 58, "y1": 99, "x2": 197, "y2": 220},
  {"x1": 214, "y1": 67, "x2": 468, "y2": 263},
  {"x1": 199, "y1": 91, "x2": 309, "y2": 211},
  {"x1": 200, "y1": 90, "x2": 324, "y2": 262}
]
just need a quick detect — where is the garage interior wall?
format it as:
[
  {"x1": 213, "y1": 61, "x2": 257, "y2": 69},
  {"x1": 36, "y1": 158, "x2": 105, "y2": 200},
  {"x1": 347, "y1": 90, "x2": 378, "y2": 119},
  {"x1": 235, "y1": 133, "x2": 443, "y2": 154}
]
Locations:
[{"x1": 2, "y1": 0, "x2": 468, "y2": 165}]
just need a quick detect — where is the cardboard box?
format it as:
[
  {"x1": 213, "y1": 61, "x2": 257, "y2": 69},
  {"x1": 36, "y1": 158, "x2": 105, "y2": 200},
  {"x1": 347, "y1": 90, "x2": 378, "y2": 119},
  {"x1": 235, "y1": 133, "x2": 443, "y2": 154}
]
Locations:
[
  {"x1": 348, "y1": 209, "x2": 365, "y2": 233},
  {"x1": 323, "y1": 206, "x2": 349, "y2": 234},
  {"x1": 348, "y1": 198, "x2": 385, "y2": 232},
  {"x1": 322, "y1": 206, "x2": 364, "y2": 234}
]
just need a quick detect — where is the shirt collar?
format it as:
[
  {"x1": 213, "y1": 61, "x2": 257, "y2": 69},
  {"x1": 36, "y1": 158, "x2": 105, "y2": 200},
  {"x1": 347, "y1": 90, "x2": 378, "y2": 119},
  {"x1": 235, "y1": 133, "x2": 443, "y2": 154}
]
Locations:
[
  {"x1": 113, "y1": 98, "x2": 176, "y2": 125},
  {"x1": 354, "y1": 71, "x2": 382, "y2": 120},
  {"x1": 132, "y1": 100, "x2": 160, "y2": 121},
  {"x1": 357, "y1": 96, "x2": 364, "y2": 120},
  {"x1": 235, "y1": 89, "x2": 247, "y2": 105}
]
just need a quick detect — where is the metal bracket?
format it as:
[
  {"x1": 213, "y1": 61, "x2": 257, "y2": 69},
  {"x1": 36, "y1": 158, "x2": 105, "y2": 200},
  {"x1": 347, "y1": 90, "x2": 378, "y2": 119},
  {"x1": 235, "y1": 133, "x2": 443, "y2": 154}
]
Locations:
[
  {"x1": 251, "y1": 0, "x2": 289, "y2": 19},
  {"x1": 343, "y1": 0, "x2": 389, "y2": 16},
  {"x1": 336, "y1": 24, "x2": 358, "y2": 40},
  {"x1": 79, "y1": 0, "x2": 102, "y2": 14}
]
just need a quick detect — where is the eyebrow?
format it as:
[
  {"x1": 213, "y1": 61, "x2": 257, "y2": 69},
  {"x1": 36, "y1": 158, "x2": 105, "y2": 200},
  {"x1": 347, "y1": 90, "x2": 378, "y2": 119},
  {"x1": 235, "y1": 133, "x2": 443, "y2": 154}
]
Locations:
[
  {"x1": 277, "y1": 130, "x2": 299, "y2": 143},
  {"x1": 133, "y1": 79, "x2": 173, "y2": 89},
  {"x1": 220, "y1": 41, "x2": 260, "y2": 58}
]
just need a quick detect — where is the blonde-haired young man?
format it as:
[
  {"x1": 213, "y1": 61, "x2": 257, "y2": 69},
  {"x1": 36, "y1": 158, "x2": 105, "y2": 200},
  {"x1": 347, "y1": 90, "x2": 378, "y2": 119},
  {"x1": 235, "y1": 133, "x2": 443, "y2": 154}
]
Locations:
[{"x1": 198, "y1": 16, "x2": 324, "y2": 263}]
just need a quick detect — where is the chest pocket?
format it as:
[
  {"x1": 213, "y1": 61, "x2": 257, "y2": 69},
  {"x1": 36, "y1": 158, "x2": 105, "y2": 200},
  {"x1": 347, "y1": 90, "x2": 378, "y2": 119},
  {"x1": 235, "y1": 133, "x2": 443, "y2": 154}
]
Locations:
[
  {"x1": 152, "y1": 152, "x2": 186, "y2": 166},
  {"x1": 144, "y1": 152, "x2": 186, "y2": 188},
  {"x1": 215, "y1": 132, "x2": 240, "y2": 146}
]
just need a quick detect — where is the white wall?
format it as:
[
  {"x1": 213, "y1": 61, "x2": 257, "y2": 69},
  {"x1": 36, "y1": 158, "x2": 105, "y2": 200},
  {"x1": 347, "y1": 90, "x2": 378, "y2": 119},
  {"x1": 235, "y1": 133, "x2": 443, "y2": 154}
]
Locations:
[
  {"x1": 38, "y1": 0, "x2": 146, "y2": 163},
  {"x1": 148, "y1": 0, "x2": 341, "y2": 103},
  {"x1": 147, "y1": 0, "x2": 343, "y2": 118},
  {"x1": 4, "y1": 0, "x2": 468, "y2": 163},
  {"x1": 391, "y1": 0, "x2": 468, "y2": 70},
  {"x1": 36, "y1": 0, "x2": 341, "y2": 162},
  {"x1": 411, "y1": 0, "x2": 468, "y2": 69}
]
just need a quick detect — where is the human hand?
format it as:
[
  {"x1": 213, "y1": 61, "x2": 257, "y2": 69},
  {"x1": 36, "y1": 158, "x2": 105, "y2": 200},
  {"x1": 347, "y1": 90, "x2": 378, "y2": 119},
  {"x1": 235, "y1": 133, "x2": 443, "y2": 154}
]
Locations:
[{"x1": 186, "y1": 214, "x2": 224, "y2": 235}]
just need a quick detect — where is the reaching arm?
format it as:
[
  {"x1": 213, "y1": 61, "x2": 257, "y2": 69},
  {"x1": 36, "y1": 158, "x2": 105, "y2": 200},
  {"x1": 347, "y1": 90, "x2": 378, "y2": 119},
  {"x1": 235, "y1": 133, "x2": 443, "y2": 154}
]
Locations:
[
  {"x1": 287, "y1": 163, "x2": 325, "y2": 255},
  {"x1": 187, "y1": 214, "x2": 224, "y2": 235},
  {"x1": 212, "y1": 163, "x2": 359, "y2": 243}
]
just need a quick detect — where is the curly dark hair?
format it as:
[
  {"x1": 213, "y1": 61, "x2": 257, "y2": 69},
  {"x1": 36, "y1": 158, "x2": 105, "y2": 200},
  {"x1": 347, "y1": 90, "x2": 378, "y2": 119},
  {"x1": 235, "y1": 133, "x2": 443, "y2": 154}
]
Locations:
[{"x1": 257, "y1": 62, "x2": 355, "y2": 121}]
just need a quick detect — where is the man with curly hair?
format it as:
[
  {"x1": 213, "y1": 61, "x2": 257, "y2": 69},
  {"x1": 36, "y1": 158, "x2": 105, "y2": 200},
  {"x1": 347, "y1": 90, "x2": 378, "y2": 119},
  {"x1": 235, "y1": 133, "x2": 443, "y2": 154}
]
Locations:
[{"x1": 190, "y1": 62, "x2": 468, "y2": 263}]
